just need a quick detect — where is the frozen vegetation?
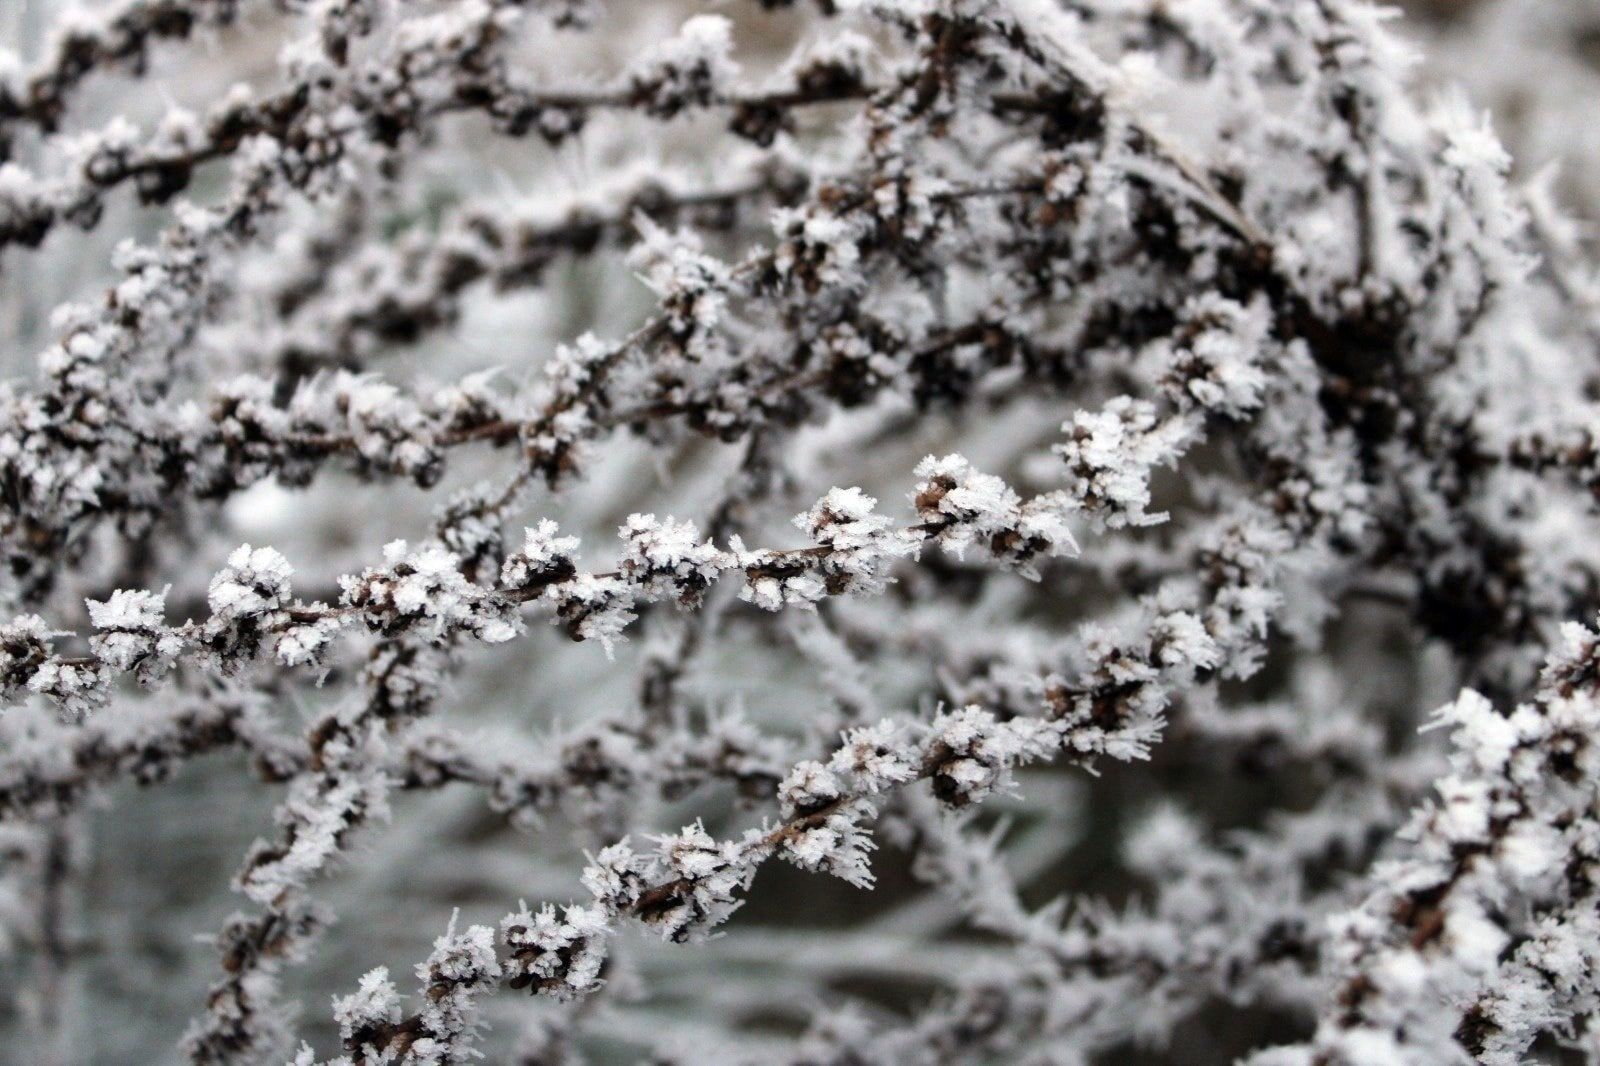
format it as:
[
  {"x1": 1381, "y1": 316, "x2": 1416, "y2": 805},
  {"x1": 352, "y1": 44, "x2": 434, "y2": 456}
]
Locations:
[{"x1": 0, "y1": 0, "x2": 1597, "y2": 1062}]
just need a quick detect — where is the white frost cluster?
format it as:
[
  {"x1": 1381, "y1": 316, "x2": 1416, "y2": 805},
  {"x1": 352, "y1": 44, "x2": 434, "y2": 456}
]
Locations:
[
  {"x1": 342, "y1": 539, "x2": 521, "y2": 645},
  {"x1": 912, "y1": 453, "x2": 1079, "y2": 576},
  {"x1": 628, "y1": 15, "x2": 739, "y2": 117},
  {"x1": 737, "y1": 487, "x2": 916, "y2": 612},
  {"x1": 1054, "y1": 398, "x2": 1196, "y2": 531},
  {"x1": 85, "y1": 588, "x2": 181, "y2": 680}
]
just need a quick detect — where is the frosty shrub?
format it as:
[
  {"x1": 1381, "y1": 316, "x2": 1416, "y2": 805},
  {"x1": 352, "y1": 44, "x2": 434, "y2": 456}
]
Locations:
[{"x1": 0, "y1": 0, "x2": 1597, "y2": 1062}]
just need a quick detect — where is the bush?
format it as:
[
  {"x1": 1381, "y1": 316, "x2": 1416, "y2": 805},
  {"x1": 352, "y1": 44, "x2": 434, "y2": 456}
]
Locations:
[{"x1": 0, "y1": 1, "x2": 1597, "y2": 1062}]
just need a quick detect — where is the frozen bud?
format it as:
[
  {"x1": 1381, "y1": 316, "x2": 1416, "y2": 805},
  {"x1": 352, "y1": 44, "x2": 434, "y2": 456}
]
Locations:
[
  {"x1": 912, "y1": 454, "x2": 1079, "y2": 575},
  {"x1": 778, "y1": 799, "x2": 877, "y2": 889},
  {"x1": 501, "y1": 520, "x2": 580, "y2": 593},
  {"x1": 772, "y1": 204, "x2": 868, "y2": 293},
  {"x1": 332, "y1": 967, "x2": 400, "y2": 1047},
  {"x1": 799, "y1": 487, "x2": 896, "y2": 552},
  {"x1": 924, "y1": 706, "x2": 1049, "y2": 808},
  {"x1": 627, "y1": 15, "x2": 738, "y2": 117},
  {"x1": 275, "y1": 611, "x2": 344, "y2": 668},
  {"x1": 86, "y1": 587, "x2": 183, "y2": 681},
  {"x1": 27, "y1": 656, "x2": 108, "y2": 720},
  {"x1": 627, "y1": 217, "x2": 730, "y2": 356},
  {"x1": 342, "y1": 540, "x2": 520, "y2": 645},
  {"x1": 639, "y1": 822, "x2": 750, "y2": 942},
  {"x1": 1160, "y1": 294, "x2": 1271, "y2": 419},
  {"x1": 421, "y1": 921, "x2": 501, "y2": 988},
  {"x1": 869, "y1": 170, "x2": 948, "y2": 243},
  {"x1": 1149, "y1": 611, "x2": 1221, "y2": 675},
  {"x1": 435, "y1": 483, "x2": 509, "y2": 579},
  {"x1": 778, "y1": 760, "x2": 843, "y2": 819},
  {"x1": 0, "y1": 615, "x2": 57, "y2": 703},
  {"x1": 732, "y1": 534, "x2": 828, "y2": 612},
  {"x1": 580, "y1": 840, "x2": 648, "y2": 909},
  {"x1": 208, "y1": 544, "x2": 293, "y2": 621},
  {"x1": 309, "y1": 373, "x2": 444, "y2": 487},
  {"x1": 502, "y1": 903, "x2": 611, "y2": 1000},
  {"x1": 617, "y1": 513, "x2": 729, "y2": 608},
  {"x1": 1054, "y1": 399, "x2": 1196, "y2": 530},
  {"x1": 204, "y1": 376, "x2": 295, "y2": 491},
  {"x1": 547, "y1": 574, "x2": 636, "y2": 655},
  {"x1": 752, "y1": 487, "x2": 917, "y2": 606},
  {"x1": 542, "y1": 332, "x2": 611, "y2": 393},
  {"x1": 828, "y1": 721, "x2": 919, "y2": 794},
  {"x1": 413, "y1": 919, "x2": 501, "y2": 1053}
]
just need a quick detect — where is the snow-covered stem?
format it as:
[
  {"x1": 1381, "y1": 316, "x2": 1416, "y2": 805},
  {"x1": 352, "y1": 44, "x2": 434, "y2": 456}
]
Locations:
[
  {"x1": 1265, "y1": 620, "x2": 1600, "y2": 1065},
  {"x1": 0, "y1": 0, "x2": 253, "y2": 151}
]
